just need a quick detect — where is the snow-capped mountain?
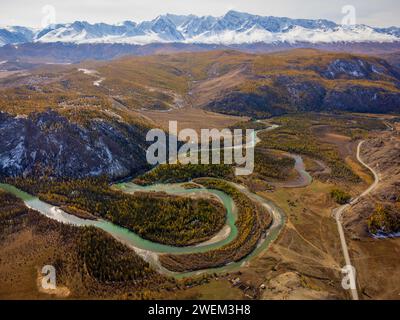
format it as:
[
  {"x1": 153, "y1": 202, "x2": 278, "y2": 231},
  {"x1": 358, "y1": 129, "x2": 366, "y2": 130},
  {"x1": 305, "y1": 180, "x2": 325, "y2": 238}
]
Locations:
[
  {"x1": 0, "y1": 26, "x2": 34, "y2": 46},
  {"x1": 1, "y1": 10, "x2": 400, "y2": 46}
]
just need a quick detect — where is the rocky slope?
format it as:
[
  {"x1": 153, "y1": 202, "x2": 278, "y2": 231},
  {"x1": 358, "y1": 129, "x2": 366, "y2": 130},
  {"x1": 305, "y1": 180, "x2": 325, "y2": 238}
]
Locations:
[
  {"x1": 0, "y1": 110, "x2": 151, "y2": 179},
  {"x1": 343, "y1": 126, "x2": 400, "y2": 237},
  {"x1": 341, "y1": 124, "x2": 400, "y2": 300},
  {"x1": 194, "y1": 50, "x2": 400, "y2": 117},
  {"x1": 381, "y1": 51, "x2": 400, "y2": 69}
]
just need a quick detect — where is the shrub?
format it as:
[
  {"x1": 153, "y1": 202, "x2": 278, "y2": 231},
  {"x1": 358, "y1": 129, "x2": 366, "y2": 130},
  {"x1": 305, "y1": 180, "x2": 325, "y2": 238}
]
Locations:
[{"x1": 330, "y1": 188, "x2": 351, "y2": 205}]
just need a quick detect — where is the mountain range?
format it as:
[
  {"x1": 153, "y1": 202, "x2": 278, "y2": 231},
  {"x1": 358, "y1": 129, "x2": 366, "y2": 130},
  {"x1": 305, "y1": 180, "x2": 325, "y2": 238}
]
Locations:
[{"x1": 1, "y1": 10, "x2": 400, "y2": 47}]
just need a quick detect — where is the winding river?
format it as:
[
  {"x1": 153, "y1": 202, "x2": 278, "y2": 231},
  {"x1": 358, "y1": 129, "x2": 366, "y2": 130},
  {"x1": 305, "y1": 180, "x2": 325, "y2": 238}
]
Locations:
[{"x1": 0, "y1": 124, "x2": 309, "y2": 277}]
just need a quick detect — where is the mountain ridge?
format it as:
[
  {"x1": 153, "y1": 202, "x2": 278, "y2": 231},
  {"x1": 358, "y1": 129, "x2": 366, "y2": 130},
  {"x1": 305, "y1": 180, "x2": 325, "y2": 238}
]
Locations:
[{"x1": 1, "y1": 10, "x2": 400, "y2": 47}]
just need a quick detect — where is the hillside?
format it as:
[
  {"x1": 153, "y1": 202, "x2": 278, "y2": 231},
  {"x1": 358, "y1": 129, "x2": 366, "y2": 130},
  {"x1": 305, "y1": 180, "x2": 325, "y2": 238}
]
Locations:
[
  {"x1": 0, "y1": 49, "x2": 399, "y2": 179},
  {"x1": 341, "y1": 124, "x2": 400, "y2": 299},
  {"x1": 0, "y1": 110, "x2": 151, "y2": 179},
  {"x1": 2, "y1": 49, "x2": 399, "y2": 116},
  {"x1": 381, "y1": 51, "x2": 400, "y2": 68},
  {"x1": 344, "y1": 127, "x2": 400, "y2": 237},
  {"x1": 194, "y1": 49, "x2": 400, "y2": 117}
]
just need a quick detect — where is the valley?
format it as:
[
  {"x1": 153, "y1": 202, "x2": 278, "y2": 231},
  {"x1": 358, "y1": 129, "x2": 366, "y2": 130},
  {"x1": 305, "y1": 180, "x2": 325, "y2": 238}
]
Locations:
[{"x1": 0, "y1": 45, "x2": 399, "y2": 300}]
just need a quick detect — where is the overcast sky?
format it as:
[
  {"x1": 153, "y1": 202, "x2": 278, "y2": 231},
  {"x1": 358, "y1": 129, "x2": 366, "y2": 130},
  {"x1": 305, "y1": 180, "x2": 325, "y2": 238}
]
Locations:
[{"x1": 1, "y1": 0, "x2": 399, "y2": 28}]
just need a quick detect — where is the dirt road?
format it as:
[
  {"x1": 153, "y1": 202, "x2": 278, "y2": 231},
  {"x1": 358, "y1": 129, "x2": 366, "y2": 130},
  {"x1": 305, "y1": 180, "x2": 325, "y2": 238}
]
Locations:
[{"x1": 333, "y1": 140, "x2": 380, "y2": 300}]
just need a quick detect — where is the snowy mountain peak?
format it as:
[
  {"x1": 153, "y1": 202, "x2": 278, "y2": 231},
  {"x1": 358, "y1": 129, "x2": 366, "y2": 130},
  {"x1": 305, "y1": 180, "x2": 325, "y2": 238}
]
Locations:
[{"x1": 0, "y1": 11, "x2": 399, "y2": 47}]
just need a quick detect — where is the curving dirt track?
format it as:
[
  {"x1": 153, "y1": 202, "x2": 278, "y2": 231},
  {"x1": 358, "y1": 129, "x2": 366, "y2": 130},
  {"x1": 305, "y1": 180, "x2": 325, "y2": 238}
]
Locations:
[{"x1": 333, "y1": 140, "x2": 380, "y2": 300}]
